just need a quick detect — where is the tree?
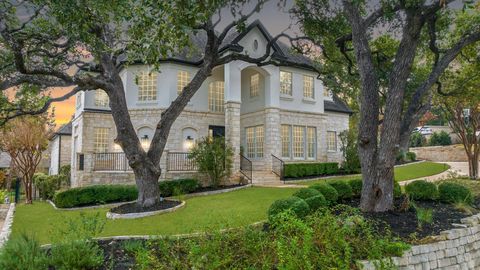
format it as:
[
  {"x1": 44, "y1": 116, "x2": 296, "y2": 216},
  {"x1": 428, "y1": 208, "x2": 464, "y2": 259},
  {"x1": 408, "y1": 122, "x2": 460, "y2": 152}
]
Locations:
[
  {"x1": 0, "y1": 0, "x2": 309, "y2": 207},
  {"x1": 293, "y1": 0, "x2": 480, "y2": 211},
  {"x1": 0, "y1": 114, "x2": 53, "y2": 203}
]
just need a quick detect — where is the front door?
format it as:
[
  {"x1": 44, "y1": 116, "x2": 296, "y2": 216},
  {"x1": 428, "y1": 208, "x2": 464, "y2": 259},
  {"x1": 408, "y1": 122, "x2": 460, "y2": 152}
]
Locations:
[{"x1": 209, "y1": 125, "x2": 225, "y2": 138}]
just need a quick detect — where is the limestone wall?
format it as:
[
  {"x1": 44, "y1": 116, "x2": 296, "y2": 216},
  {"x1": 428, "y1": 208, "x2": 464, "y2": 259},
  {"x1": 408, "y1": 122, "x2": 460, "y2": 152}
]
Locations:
[
  {"x1": 361, "y1": 213, "x2": 480, "y2": 270},
  {"x1": 410, "y1": 145, "x2": 467, "y2": 162}
]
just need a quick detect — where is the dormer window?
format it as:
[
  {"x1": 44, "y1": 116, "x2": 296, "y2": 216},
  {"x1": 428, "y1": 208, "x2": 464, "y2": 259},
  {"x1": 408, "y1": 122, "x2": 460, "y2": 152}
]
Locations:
[
  {"x1": 137, "y1": 71, "x2": 157, "y2": 101},
  {"x1": 280, "y1": 71, "x2": 292, "y2": 96},
  {"x1": 94, "y1": 89, "x2": 109, "y2": 107},
  {"x1": 303, "y1": 75, "x2": 314, "y2": 99},
  {"x1": 253, "y1": 39, "x2": 258, "y2": 51}
]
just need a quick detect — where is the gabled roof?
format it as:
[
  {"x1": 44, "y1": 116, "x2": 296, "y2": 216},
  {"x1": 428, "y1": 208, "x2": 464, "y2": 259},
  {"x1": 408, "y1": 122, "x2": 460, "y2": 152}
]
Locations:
[
  {"x1": 50, "y1": 121, "x2": 72, "y2": 140},
  {"x1": 324, "y1": 96, "x2": 353, "y2": 115}
]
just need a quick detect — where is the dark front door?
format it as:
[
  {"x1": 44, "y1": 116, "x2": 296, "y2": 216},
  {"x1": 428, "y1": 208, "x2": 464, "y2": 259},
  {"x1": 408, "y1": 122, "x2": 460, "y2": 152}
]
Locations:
[{"x1": 209, "y1": 125, "x2": 225, "y2": 138}]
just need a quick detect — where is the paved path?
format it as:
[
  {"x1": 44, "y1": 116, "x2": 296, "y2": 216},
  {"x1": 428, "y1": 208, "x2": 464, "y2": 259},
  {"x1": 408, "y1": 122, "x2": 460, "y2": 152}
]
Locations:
[
  {"x1": 399, "y1": 162, "x2": 470, "y2": 186},
  {"x1": 0, "y1": 204, "x2": 9, "y2": 230}
]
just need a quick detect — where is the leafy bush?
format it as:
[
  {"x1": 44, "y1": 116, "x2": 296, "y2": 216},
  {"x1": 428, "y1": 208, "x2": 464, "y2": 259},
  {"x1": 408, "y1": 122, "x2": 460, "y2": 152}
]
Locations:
[
  {"x1": 0, "y1": 233, "x2": 48, "y2": 270},
  {"x1": 339, "y1": 129, "x2": 361, "y2": 173},
  {"x1": 59, "y1": 165, "x2": 71, "y2": 187},
  {"x1": 304, "y1": 194, "x2": 327, "y2": 211},
  {"x1": 328, "y1": 181, "x2": 353, "y2": 200},
  {"x1": 0, "y1": 170, "x2": 6, "y2": 189},
  {"x1": 310, "y1": 183, "x2": 339, "y2": 204},
  {"x1": 53, "y1": 184, "x2": 138, "y2": 208},
  {"x1": 0, "y1": 189, "x2": 9, "y2": 203},
  {"x1": 406, "y1": 152, "x2": 416, "y2": 162},
  {"x1": 292, "y1": 188, "x2": 320, "y2": 200},
  {"x1": 429, "y1": 131, "x2": 452, "y2": 146},
  {"x1": 394, "y1": 181, "x2": 402, "y2": 198},
  {"x1": 409, "y1": 131, "x2": 426, "y2": 147},
  {"x1": 159, "y1": 179, "x2": 199, "y2": 197},
  {"x1": 267, "y1": 196, "x2": 310, "y2": 220},
  {"x1": 189, "y1": 136, "x2": 233, "y2": 187},
  {"x1": 348, "y1": 178, "x2": 363, "y2": 197},
  {"x1": 34, "y1": 173, "x2": 66, "y2": 200},
  {"x1": 283, "y1": 162, "x2": 339, "y2": 178},
  {"x1": 405, "y1": 180, "x2": 438, "y2": 201},
  {"x1": 438, "y1": 182, "x2": 473, "y2": 204}
]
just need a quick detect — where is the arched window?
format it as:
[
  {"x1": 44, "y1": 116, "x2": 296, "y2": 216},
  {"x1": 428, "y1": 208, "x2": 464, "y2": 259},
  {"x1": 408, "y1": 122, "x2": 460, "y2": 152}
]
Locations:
[{"x1": 208, "y1": 81, "x2": 224, "y2": 112}]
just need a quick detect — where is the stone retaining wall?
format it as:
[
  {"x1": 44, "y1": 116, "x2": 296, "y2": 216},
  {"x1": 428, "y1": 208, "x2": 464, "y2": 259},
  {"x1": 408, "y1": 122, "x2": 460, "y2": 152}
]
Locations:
[
  {"x1": 361, "y1": 213, "x2": 480, "y2": 270},
  {"x1": 410, "y1": 145, "x2": 467, "y2": 162},
  {"x1": 0, "y1": 203, "x2": 15, "y2": 248}
]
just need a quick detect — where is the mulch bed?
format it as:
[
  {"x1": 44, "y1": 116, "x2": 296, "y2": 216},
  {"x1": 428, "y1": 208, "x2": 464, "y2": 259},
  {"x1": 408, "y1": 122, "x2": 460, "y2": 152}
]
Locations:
[{"x1": 110, "y1": 199, "x2": 181, "y2": 214}]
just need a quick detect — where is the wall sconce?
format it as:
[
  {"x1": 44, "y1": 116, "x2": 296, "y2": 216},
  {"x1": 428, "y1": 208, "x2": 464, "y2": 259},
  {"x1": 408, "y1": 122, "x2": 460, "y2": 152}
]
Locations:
[
  {"x1": 184, "y1": 135, "x2": 194, "y2": 151},
  {"x1": 141, "y1": 135, "x2": 150, "y2": 150}
]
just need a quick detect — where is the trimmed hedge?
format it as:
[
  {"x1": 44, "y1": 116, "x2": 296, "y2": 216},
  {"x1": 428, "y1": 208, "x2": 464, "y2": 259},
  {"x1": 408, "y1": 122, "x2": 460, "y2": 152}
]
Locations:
[
  {"x1": 268, "y1": 196, "x2": 310, "y2": 221},
  {"x1": 328, "y1": 181, "x2": 353, "y2": 200},
  {"x1": 292, "y1": 188, "x2": 321, "y2": 200},
  {"x1": 284, "y1": 162, "x2": 339, "y2": 178},
  {"x1": 405, "y1": 180, "x2": 438, "y2": 201},
  {"x1": 348, "y1": 178, "x2": 363, "y2": 197},
  {"x1": 310, "y1": 183, "x2": 338, "y2": 204},
  {"x1": 438, "y1": 182, "x2": 473, "y2": 204},
  {"x1": 304, "y1": 194, "x2": 327, "y2": 211},
  {"x1": 54, "y1": 179, "x2": 199, "y2": 208}
]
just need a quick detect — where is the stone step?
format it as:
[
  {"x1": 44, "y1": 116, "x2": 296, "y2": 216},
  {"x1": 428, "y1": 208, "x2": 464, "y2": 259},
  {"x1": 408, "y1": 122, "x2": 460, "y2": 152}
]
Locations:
[{"x1": 251, "y1": 171, "x2": 281, "y2": 184}]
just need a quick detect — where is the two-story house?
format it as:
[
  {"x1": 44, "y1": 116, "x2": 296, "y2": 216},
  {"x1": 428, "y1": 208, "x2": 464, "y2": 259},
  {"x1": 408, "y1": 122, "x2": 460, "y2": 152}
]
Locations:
[{"x1": 70, "y1": 21, "x2": 351, "y2": 187}]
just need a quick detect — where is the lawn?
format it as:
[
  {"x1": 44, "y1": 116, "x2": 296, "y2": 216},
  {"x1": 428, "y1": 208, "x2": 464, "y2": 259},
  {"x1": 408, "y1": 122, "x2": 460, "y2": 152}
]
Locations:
[
  {"x1": 11, "y1": 186, "x2": 297, "y2": 245},
  {"x1": 292, "y1": 161, "x2": 450, "y2": 185}
]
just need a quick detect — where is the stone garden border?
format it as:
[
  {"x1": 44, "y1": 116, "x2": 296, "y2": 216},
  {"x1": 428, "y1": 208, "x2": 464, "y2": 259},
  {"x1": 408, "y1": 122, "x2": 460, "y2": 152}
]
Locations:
[
  {"x1": 106, "y1": 200, "x2": 185, "y2": 219},
  {"x1": 0, "y1": 203, "x2": 16, "y2": 248},
  {"x1": 361, "y1": 212, "x2": 480, "y2": 270}
]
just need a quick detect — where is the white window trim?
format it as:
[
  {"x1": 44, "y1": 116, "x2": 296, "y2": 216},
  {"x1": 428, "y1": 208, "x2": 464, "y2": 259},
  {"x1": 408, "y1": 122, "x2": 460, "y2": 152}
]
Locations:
[
  {"x1": 280, "y1": 70, "x2": 293, "y2": 96},
  {"x1": 302, "y1": 75, "x2": 315, "y2": 100},
  {"x1": 137, "y1": 71, "x2": 158, "y2": 103},
  {"x1": 281, "y1": 125, "x2": 317, "y2": 160}
]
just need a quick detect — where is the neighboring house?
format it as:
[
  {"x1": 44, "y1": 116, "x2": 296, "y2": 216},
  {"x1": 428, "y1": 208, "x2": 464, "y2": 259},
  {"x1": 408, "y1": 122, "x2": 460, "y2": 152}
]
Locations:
[
  {"x1": 48, "y1": 122, "x2": 72, "y2": 175},
  {"x1": 70, "y1": 20, "x2": 352, "y2": 187}
]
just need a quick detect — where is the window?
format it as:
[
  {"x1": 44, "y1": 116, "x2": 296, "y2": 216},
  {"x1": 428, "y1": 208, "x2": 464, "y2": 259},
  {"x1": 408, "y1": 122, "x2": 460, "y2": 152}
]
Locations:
[
  {"x1": 250, "y1": 73, "x2": 259, "y2": 97},
  {"x1": 208, "y1": 81, "x2": 224, "y2": 112},
  {"x1": 293, "y1": 126, "x2": 305, "y2": 158},
  {"x1": 94, "y1": 89, "x2": 109, "y2": 107},
  {"x1": 327, "y1": 131, "x2": 337, "y2": 151},
  {"x1": 94, "y1": 127, "x2": 109, "y2": 152},
  {"x1": 281, "y1": 125, "x2": 291, "y2": 158},
  {"x1": 303, "y1": 75, "x2": 314, "y2": 99},
  {"x1": 177, "y1": 70, "x2": 190, "y2": 95},
  {"x1": 137, "y1": 71, "x2": 157, "y2": 101},
  {"x1": 307, "y1": 127, "x2": 316, "y2": 158},
  {"x1": 280, "y1": 71, "x2": 292, "y2": 95},
  {"x1": 324, "y1": 86, "x2": 331, "y2": 97},
  {"x1": 245, "y1": 125, "x2": 264, "y2": 158}
]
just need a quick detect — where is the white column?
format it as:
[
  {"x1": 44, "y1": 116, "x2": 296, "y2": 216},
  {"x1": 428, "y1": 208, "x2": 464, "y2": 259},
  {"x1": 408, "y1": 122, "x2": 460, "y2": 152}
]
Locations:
[
  {"x1": 263, "y1": 66, "x2": 281, "y2": 170},
  {"x1": 263, "y1": 65, "x2": 280, "y2": 108},
  {"x1": 224, "y1": 62, "x2": 242, "y2": 172}
]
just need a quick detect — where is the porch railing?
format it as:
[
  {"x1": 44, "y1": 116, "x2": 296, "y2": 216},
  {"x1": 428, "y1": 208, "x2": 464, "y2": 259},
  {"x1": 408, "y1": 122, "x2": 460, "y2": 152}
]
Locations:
[
  {"x1": 240, "y1": 154, "x2": 252, "y2": 183},
  {"x1": 166, "y1": 152, "x2": 198, "y2": 171},
  {"x1": 93, "y1": 152, "x2": 131, "y2": 171},
  {"x1": 271, "y1": 154, "x2": 284, "y2": 182}
]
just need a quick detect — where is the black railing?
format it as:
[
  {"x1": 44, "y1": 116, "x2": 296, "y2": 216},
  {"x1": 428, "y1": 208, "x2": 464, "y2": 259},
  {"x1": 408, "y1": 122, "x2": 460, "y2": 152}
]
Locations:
[
  {"x1": 167, "y1": 152, "x2": 198, "y2": 171},
  {"x1": 240, "y1": 154, "x2": 252, "y2": 182},
  {"x1": 93, "y1": 152, "x2": 131, "y2": 171},
  {"x1": 272, "y1": 154, "x2": 284, "y2": 182}
]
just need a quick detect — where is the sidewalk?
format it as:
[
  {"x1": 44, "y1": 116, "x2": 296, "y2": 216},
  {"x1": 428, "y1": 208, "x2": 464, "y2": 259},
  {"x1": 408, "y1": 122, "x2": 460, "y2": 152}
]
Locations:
[{"x1": 399, "y1": 162, "x2": 470, "y2": 186}]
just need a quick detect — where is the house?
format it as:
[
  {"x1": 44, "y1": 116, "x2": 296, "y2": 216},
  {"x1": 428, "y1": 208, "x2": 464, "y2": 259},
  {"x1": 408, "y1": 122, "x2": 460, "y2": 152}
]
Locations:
[
  {"x1": 70, "y1": 20, "x2": 351, "y2": 187},
  {"x1": 48, "y1": 122, "x2": 73, "y2": 175}
]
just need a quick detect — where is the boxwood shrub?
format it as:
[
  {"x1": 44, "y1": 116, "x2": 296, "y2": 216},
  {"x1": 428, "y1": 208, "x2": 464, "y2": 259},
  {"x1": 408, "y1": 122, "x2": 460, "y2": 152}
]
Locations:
[
  {"x1": 267, "y1": 196, "x2": 310, "y2": 221},
  {"x1": 284, "y1": 162, "x2": 339, "y2": 178},
  {"x1": 54, "y1": 179, "x2": 199, "y2": 208},
  {"x1": 292, "y1": 188, "x2": 320, "y2": 200},
  {"x1": 348, "y1": 178, "x2": 363, "y2": 197},
  {"x1": 328, "y1": 181, "x2": 353, "y2": 200},
  {"x1": 438, "y1": 182, "x2": 473, "y2": 204},
  {"x1": 310, "y1": 183, "x2": 339, "y2": 205},
  {"x1": 405, "y1": 180, "x2": 438, "y2": 201},
  {"x1": 304, "y1": 194, "x2": 327, "y2": 211}
]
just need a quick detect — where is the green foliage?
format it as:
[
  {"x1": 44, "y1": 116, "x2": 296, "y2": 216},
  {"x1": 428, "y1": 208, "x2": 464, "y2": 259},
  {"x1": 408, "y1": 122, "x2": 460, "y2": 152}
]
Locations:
[
  {"x1": 348, "y1": 178, "x2": 363, "y2": 197},
  {"x1": 310, "y1": 183, "x2": 339, "y2": 204},
  {"x1": 0, "y1": 189, "x2": 8, "y2": 202},
  {"x1": 339, "y1": 129, "x2": 361, "y2": 173},
  {"x1": 34, "y1": 173, "x2": 67, "y2": 200},
  {"x1": 267, "y1": 196, "x2": 310, "y2": 221},
  {"x1": 284, "y1": 162, "x2": 339, "y2": 178},
  {"x1": 158, "y1": 179, "x2": 198, "y2": 197},
  {"x1": 394, "y1": 181, "x2": 402, "y2": 198},
  {"x1": 189, "y1": 137, "x2": 233, "y2": 188},
  {"x1": 0, "y1": 170, "x2": 6, "y2": 188},
  {"x1": 304, "y1": 194, "x2": 327, "y2": 211},
  {"x1": 53, "y1": 184, "x2": 138, "y2": 208},
  {"x1": 328, "y1": 181, "x2": 353, "y2": 200},
  {"x1": 0, "y1": 233, "x2": 48, "y2": 270},
  {"x1": 414, "y1": 206, "x2": 433, "y2": 228},
  {"x1": 429, "y1": 131, "x2": 452, "y2": 146},
  {"x1": 292, "y1": 188, "x2": 321, "y2": 200},
  {"x1": 406, "y1": 152, "x2": 417, "y2": 162},
  {"x1": 409, "y1": 131, "x2": 426, "y2": 147},
  {"x1": 405, "y1": 180, "x2": 439, "y2": 201},
  {"x1": 59, "y1": 165, "x2": 71, "y2": 186},
  {"x1": 438, "y1": 182, "x2": 473, "y2": 204}
]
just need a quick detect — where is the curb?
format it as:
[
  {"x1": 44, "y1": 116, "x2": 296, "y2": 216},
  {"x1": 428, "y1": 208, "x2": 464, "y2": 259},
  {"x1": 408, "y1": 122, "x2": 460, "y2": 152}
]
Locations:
[
  {"x1": 106, "y1": 200, "x2": 186, "y2": 219},
  {"x1": 0, "y1": 203, "x2": 16, "y2": 248}
]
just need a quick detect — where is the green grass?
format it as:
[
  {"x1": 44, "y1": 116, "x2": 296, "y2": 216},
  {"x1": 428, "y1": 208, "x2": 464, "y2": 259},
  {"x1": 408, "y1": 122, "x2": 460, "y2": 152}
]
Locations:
[
  {"x1": 12, "y1": 187, "x2": 297, "y2": 245},
  {"x1": 292, "y1": 161, "x2": 449, "y2": 185}
]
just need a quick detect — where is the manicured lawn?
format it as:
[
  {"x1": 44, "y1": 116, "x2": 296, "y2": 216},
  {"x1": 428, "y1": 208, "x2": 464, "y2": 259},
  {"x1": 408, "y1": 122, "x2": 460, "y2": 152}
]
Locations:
[
  {"x1": 12, "y1": 187, "x2": 297, "y2": 245},
  {"x1": 292, "y1": 161, "x2": 449, "y2": 185}
]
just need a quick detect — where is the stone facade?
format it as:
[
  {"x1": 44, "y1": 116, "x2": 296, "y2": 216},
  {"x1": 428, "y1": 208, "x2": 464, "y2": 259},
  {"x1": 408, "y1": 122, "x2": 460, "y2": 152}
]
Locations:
[
  {"x1": 410, "y1": 145, "x2": 468, "y2": 162},
  {"x1": 361, "y1": 213, "x2": 480, "y2": 270}
]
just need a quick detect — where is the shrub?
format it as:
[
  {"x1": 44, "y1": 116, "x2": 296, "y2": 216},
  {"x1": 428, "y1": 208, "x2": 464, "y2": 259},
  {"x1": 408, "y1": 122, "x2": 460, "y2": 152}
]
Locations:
[
  {"x1": 53, "y1": 184, "x2": 138, "y2": 208},
  {"x1": 405, "y1": 180, "x2": 438, "y2": 201},
  {"x1": 429, "y1": 131, "x2": 452, "y2": 146},
  {"x1": 409, "y1": 131, "x2": 426, "y2": 147},
  {"x1": 339, "y1": 129, "x2": 361, "y2": 173},
  {"x1": 283, "y1": 162, "x2": 339, "y2": 178},
  {"x1": 394, "y1": 181, "x2": 402, "y2": 198},
  {"x1": 59, "y1": 165, "x2": 71, "y2": 187},
  {"x1": 0, "y1": 233, "x2": 48, "y2": 270},
  {"x1": 292, "y1": 188, "x2": 320, "y2": 200},
  {"x1": 304, "y1": 194, "x2": 327, "y2": 211},
  {"x1": 34, "y1": 173, "x2": 65, "y2": 200},
  {"x1": 268, "y1": 196, "x2": 310, "y2": 220},
  {"x1": 406, "y1": 152, "x2": 416, "y2": 162},
  {"x1": 310, "y1": 183, "x2": 339, "y2": 204},
  {"x1": 438, "y1": 182, "x2": 473, "y2": 204},
  {"x1": 189, "y1": 136, "x2": 233, "y2": 187},
  {"x1": 0, "y1": 170, "x2": 6, "y2": 189},
  {"x1": 348, "y1": 178, "x2": 363, "y2": 197},
  {"x1": 159, "y1": 179, "x2": 199, "y2": 197},
  {"x1": 328, "y1": 181, "x2": 353, "y2": 200}
]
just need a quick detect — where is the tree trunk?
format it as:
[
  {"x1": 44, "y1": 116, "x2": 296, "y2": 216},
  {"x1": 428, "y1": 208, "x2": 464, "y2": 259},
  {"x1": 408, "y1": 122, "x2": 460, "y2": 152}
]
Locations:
[
  {"x1": 134, "y1": 165, "x2": 161, "y2": 207},
  {"x1": 398, "y1": 134, "x2": 410, "y2": 154},
  {"x1": 467, "y1": 153, "x2": 479, "y2": 180}
]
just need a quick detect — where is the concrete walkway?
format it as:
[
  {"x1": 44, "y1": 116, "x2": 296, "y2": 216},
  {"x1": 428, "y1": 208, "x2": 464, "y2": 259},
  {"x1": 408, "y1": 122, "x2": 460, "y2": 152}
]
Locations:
[{"x1": 399, "y1": 162, "x2": 470, "y2": 186}]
